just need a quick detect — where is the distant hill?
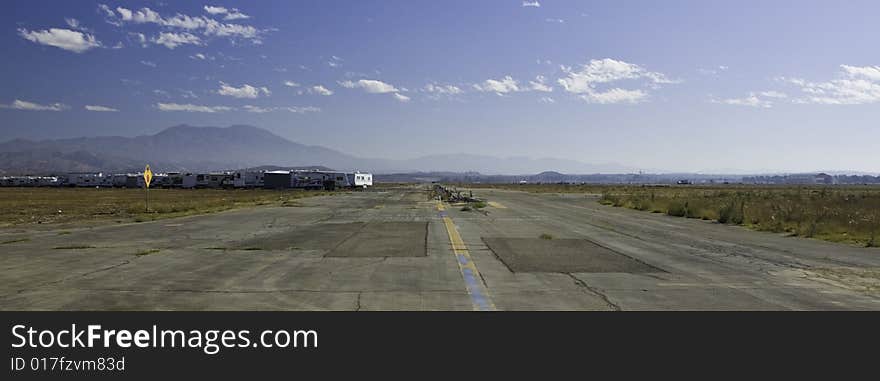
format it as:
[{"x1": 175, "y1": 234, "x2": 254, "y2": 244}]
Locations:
[
  {"x1": 0, "y1": 125, "x2": 363, "y2": 174},
  {"x1": 0, "y1": 124, "x2": 639, "y2": 175}
]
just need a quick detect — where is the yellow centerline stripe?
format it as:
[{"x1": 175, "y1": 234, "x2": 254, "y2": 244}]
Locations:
[{"x1": 437, "y1": 201, "x2": 496, "y2": 311}]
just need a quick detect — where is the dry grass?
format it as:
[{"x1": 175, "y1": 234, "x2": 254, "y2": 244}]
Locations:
[
  {"x1": 469, "y1": 183, "x2": 880, "y2": 247},
  {"x1": 0, "y1": 188, "x2": 330, "y2": 227}
]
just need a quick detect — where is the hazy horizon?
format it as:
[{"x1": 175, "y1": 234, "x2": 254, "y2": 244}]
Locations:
[{"x1": 2, "y1": 1, "x2": 879, "y2": 173}]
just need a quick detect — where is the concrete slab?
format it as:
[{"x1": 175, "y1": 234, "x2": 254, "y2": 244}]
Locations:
[
  {"x1": 233, "y1": 222, "x2": 364, "y2": 251},
  {"x1": 482, "y1": 237, "x2": 661, "y2": 273},
  {"x1": 326, "y1": 222, "x2": 428, "y2": 258}
]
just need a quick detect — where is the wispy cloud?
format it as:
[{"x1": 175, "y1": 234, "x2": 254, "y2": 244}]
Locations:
[
  {"x1": 283, "y1": 81, "x2": 300, "y2": 88},
  {"x1": 204, "y1": 5, "x2": 250, "y2": 20},
  {"x1": 327, "y1": 55, "x2": 343, "y2": 68},
  {"x1": 18, "y1": 28, "x2": 101, "y2": 53},
  {"x1": 780, "y1": 65, "x2": 880, "y2": 105},
  {"x1": 308, "y1": 85, "x2": 333, "y2": 96},
  {"x1": 529, "y1": 75, "x2": 553, "y2": 92},
  {"x1": 243, "y1": 105, "x2": 320, "y2": 113},
  {"x1": 1, "y1": 99, "x2": 68, "y2": 111},
  {"x1": 108, "y1": 6, "x2": 265, "y2": 45},
  {"x1": 339, "y1": 79, "x2": 410, "y2": 101},
  {"x1": 190, "y1": 52, "x2": 213, "y2": 60},
  {"x1": 423, "y1": 83, "x2": 464, "y2": 95},
  {"x1": 473, "y1": 76, "x2": 520, "y2": 95},
  {"x1": 156, "y1": 102, "x2": 232, "y2": 112},
  {"x1": 140, "y1": 60, "x2": 157, "y2": 67},
  {"x1": 339, "y1": 79, "x2": 399, "y2": 93},
  {"x1": 522, "y1": 1, "x2": 541, "y2": 7},
  {"x1": 153, "y1": 32, "x2": 201, "y2": 49},
  {"x1": 712, "y1": 93, "x2": 774, "y2": 108},
  {"x1": 84, "y1": 105, "x2": 119, "y2": 112},
  {"x1": 217, "y1": 82, "x2": 271, "y2": 98},
  {"x1": 557, "y1": 58, "x2": 677, "y2": 103}
]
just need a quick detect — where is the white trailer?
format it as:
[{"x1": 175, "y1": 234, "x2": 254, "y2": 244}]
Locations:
[{"x1": 353, "y1": 172, "x2": 372, "y2": 188}]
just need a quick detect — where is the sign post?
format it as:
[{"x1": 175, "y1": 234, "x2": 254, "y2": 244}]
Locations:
[{"x1": 143, "y1": 164, "x2": 153, "y2": 212}]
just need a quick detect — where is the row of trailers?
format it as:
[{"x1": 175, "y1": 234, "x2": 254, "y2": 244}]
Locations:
[{"x1": 0, "y1": 170, "x2": 373, "y2": 190}]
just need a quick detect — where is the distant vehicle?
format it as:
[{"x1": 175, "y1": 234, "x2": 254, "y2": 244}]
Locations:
[
  {"x1": 234, "y1": 170, "x2": 265, "y2": 188},
  {"x1": 352, "y1": 172, "x2": 372, "y2": 189},
  {"x1": 676, "y1": 180, "x2": 692, "y2": 185}
]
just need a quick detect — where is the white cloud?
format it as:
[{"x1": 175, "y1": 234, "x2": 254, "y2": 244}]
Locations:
[
  {"x1": 522, "y1": 1, "x2": 541, "y2": 7},
  {"x1": 309, "y1": 85, "x2": 333, "y2": 96},
  {"x1": 65, "y1": 18, "x2": 87, "y2": 31},
  {"x1": 840, "y1": 65, "x2": 880, "y2": 81},
  {"x1": 204, "y1": 5, "x2": 250, "y2": 20},
  {"x1": 392, "y1": 93, "x2": 411, "y2": 102},
  {"x1": 698, "y1": 65, "x2": 729, "y2": 76},
  {"x1": 545, "y1": 18, "x2": 565, "y2": 23},
  {"x1": 714, "y1": 94, "x2": 773, "y2": 108},
  {"x1": 284, "y1": 106, "x2": 320, "y2": 113},
  {"x1": 557, "y1": 58, "x2": 676, "y2": 103},
  {"x1": 156, "y1": 102, "x2": 232, "y2": 112},
  {"x1": 782, "y1": 65, "x2": 880, "y2": 105},
  {"x1": 539, "y1": 96, "x2": 555, "y2": 104},
  {"x1": 712, "y1": 90, "x2": 785, "y2": 108},
  {"x1": 217, "y1": 82, "x2": 271, "y2": 98},
  {"x1": 179, "y1": 90, "x2": 199, "y2": 99},
  {"x1": 114, "y1": 7, "x2": 264, "y2": 44},
  {"x1": 84, "y1": 105, "x2": 119, "y2": 112},
  {"x1": 284, "y1": 81, "x2": 300, "y2": 87},
  {"x1": 18, "y1": 28, "x2": 101, "y2": 53},
  {"x1": 140, "y1": 60, "x2": 157, "y2": 67},
  {"x1": 1, "y1": 99, "x2": 68, "y2": 111},
  {"x1": 473, "y1": 75, "x2": 520, "y2": 95},
  {"x1": 190, "y1": 53, "x2": 208, "y2": 60},
  {"x1": 242, "y1": 105, "x2": 271, "y2": 113},
  {"x1": 204, "y1": 5, "x2": 228, "y2": 15},
  {"x1": 581, "y1": 88, "x2": 647, "y2": 104},
  {"x1": 153, "y1": 32, "x2": 201, "y2": 49},
  {"x1": 339, "y1": 79, "x2": 399, "y2": 93},
  {"x1": 223, "y1": 9, "x2": 250, "y2": 21},
  {"x1": 97, "y1": 4, "x2": 115, "y2": 17},
  {"x1": 243, "y1": 105, "x2": 320, "y2": 113},
  {"x1": 758, "y1": 91, "x2": 787, "y2": 98},
  {"x1": 529, "y1": 75, "x2": 553, "y2": 92},
  {"x1": 117, "y1": 6, "x2": 162, "y2": 23},
  {"x1": 424, "y1": 83, "x2": 463, "y2": 95},
  {"x1": 327, "y1": 55, "x2": 343, "y2": 68},
  {"x1": 130, "y1": 32, "x2": 148, "y2": 47}
]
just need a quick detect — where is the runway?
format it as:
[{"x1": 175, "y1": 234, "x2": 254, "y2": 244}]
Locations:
[{"x1": 2, "y1": 186, "x2": 879, "y2": 310}]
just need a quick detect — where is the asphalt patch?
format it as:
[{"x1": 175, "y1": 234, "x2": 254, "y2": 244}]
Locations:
[
  {"x1": 326, "y1": 221, "x2": 428, "y2": 258},
  {"x1": 482, "y1": 237, "x2": 661, "y2": 273}
]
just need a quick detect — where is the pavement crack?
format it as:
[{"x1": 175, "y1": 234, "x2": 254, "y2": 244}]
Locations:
[
  {"x1": 14, "y1": 259, "x2": 132, "y2": 294},
  {"x1": 566, "y1": 273, "x2": 621, "y2": 311},
  {"x1": 355, "y1": 291, "x2": 363, "y2": 311}
]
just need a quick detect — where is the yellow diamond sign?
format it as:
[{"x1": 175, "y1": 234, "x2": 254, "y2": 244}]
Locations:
[{"x1": 144, "y1": 164, "x2": 153, "y2": 188}]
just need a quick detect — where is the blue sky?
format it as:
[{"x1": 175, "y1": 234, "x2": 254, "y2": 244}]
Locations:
[{"x1": 2, "y1": 0, "x2": 879, "y2": 173}]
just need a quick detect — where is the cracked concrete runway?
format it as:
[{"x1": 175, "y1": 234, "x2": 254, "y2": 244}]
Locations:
[{"x1": 1, "y1": 186, "x2": 879, "y2": 310}]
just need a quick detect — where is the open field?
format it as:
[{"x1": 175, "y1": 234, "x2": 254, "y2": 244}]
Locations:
[
  {"x1": 0, "y1": 188, "x2": 330, "y2": 227},
  {"x1": 466, "y1": 184, "x2": 880, "y2": 247},
  {"x1": 1, "y1": 185, "x2": 879, "y2": 310}
]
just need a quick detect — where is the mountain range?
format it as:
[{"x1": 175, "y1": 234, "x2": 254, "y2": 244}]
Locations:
[{"x1": 0, "y1": 125, "x2": 637, "y2": 175}]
